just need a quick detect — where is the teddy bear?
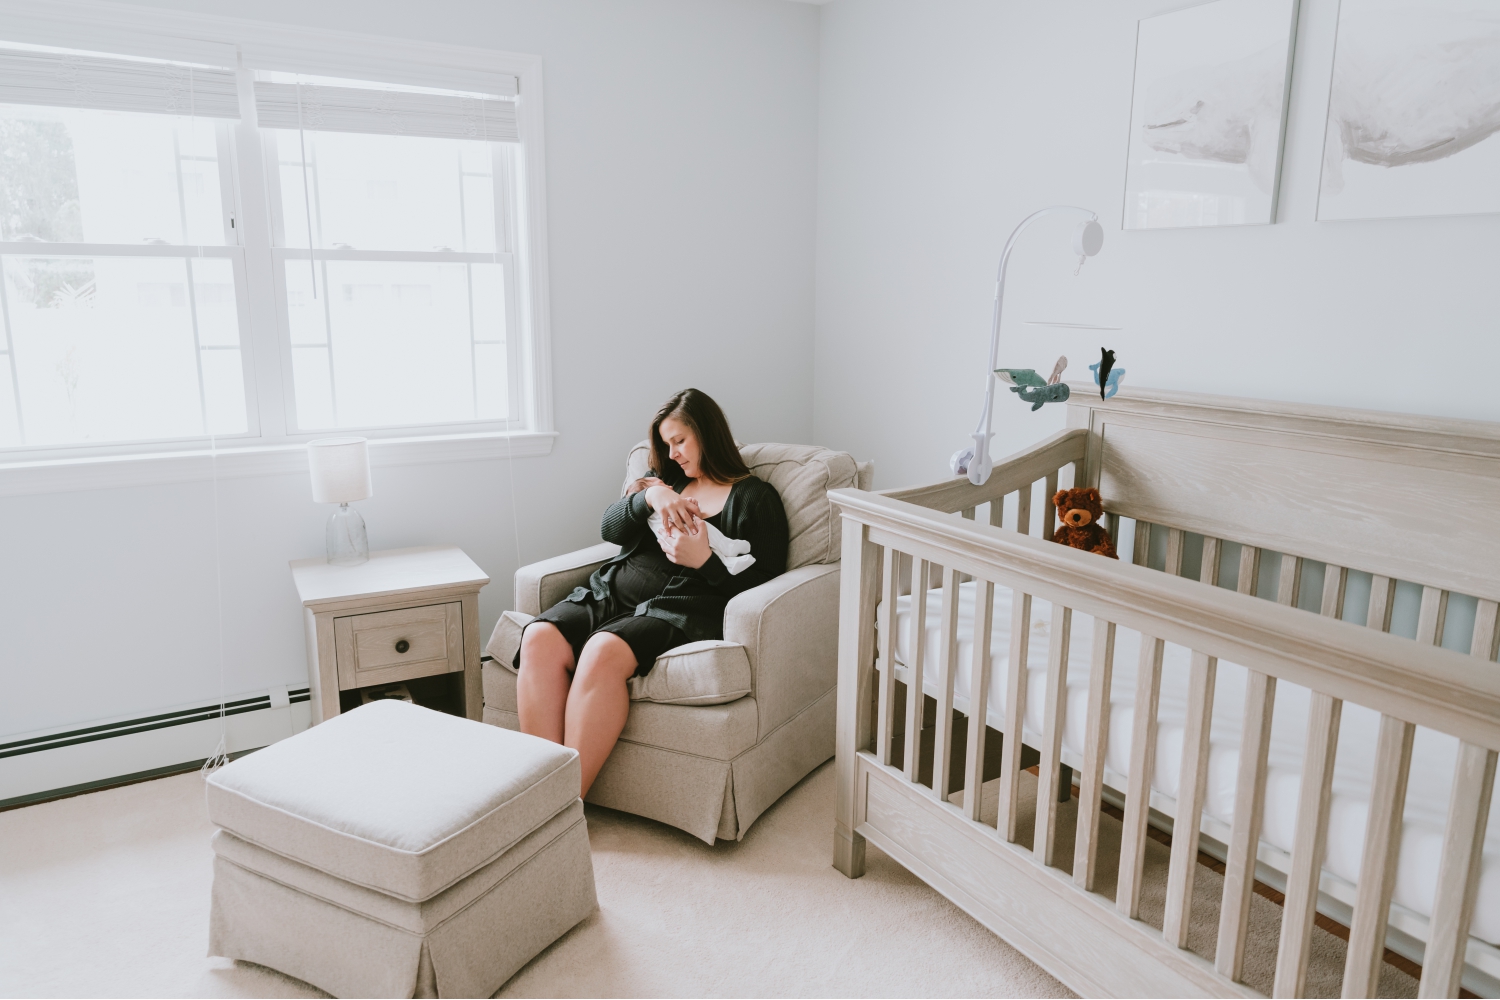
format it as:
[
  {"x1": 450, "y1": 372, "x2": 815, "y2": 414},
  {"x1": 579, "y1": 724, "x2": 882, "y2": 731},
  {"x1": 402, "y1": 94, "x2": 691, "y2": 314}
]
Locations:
[{"x1": 1051, "y1": 487, "x2": 1118, "y2": 559}]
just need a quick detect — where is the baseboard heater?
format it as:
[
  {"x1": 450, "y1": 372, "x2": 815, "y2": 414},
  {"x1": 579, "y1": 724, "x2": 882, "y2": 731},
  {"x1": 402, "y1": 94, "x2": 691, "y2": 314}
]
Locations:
[{"x1": 0, "y1": 688, "x2": 311, "y2": 810}]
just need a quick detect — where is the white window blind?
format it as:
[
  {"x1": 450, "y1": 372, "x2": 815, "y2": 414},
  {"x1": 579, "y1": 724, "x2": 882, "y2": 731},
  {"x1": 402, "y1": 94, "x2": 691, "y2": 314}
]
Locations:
[
  {"x1": 0, "y1": 47, "x2": 239, "y2": 118},
  {"x1": 253, "y1": 80, "x2": 518, "y2": 142}
]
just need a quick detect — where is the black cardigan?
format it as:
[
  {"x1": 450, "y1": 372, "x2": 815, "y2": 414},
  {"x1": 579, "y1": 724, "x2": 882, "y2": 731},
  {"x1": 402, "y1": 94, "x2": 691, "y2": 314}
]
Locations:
[{"x1": 564, "y1": 475, "x2": 789, "y2": 643}]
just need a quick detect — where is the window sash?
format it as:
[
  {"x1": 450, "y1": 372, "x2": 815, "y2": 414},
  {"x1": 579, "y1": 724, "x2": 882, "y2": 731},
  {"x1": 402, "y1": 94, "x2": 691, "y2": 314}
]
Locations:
[{"x1": 0, "y1": 244, "x2": 259, "y2": 449}]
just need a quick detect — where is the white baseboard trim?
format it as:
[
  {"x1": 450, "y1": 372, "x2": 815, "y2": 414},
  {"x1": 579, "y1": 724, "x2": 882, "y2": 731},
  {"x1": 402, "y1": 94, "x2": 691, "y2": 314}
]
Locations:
[{"x1": 0, "y1": 690, "x2": 312, "y2": 807}]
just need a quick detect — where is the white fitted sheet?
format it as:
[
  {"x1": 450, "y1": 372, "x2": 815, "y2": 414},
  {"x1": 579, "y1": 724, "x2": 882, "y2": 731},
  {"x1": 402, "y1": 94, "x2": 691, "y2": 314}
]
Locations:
[{"x1": 885, "y1": 582, "x2": 1500, "y2": 945}]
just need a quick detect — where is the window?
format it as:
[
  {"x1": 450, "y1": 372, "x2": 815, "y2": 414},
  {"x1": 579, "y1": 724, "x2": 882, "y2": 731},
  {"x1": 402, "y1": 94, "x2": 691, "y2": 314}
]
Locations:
[
  {"x1": 0, "y1": 27, "x2": 547, "y2": 466},
  {"x1": 259, "y1": 74, "x2": 523, "y2": 433},
  {"x1": 0, "y1": 52, "x2": 245, "y2": 449}
]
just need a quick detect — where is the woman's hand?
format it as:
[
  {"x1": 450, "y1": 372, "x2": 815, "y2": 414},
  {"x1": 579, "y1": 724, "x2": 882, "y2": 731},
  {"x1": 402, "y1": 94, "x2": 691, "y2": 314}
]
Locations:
[
  {"x1": 657, "y1": 516, "x2": 712, "y2": 568},
  {"x1": 645, "y1": 484, "x2": 702, "y2": 536},
  {"x1": 626, "y1": 476, "x2": 664, "y2": 496}
]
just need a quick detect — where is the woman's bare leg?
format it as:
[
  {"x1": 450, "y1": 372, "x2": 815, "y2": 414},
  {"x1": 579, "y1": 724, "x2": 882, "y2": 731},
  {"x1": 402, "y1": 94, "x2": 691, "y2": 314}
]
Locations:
[
  {"x1": 516, "y1": 622, "x2": 574, "y2": 744},
  {"x1": 564, "y1": 632, "x2": 638, "y2": 797}
]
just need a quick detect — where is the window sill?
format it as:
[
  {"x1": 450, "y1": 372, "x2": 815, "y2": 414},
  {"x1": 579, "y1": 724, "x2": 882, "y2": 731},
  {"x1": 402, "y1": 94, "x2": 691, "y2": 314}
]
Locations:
[{"x1": 0, "y1": 430, "x2": 557, "y2": 498}]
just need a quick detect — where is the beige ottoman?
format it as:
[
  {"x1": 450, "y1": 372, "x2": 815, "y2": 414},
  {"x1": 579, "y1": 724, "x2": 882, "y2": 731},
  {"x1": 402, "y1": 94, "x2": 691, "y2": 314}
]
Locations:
[{"x1": 205, "y1": 700, "x2": 596, "y2": 998}]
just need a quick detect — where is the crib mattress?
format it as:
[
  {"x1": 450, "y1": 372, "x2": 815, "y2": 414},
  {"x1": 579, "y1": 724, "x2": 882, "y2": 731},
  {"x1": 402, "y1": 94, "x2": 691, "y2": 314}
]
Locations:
[{"x1": 883, "y1": 582, "x2": 1500, "y2": 945}]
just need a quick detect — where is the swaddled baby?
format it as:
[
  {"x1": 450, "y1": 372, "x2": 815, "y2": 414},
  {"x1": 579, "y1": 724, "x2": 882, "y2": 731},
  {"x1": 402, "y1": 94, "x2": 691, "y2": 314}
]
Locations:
[{"x1": 647, "y1": 510, "x2": 755, "y2": 575}]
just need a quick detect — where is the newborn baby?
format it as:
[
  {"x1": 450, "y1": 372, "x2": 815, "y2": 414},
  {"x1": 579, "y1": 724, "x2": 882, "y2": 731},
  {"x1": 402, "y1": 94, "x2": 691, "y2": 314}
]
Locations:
[{"x1": 647, "y1": 510, "x2": 755, "y2": 575}]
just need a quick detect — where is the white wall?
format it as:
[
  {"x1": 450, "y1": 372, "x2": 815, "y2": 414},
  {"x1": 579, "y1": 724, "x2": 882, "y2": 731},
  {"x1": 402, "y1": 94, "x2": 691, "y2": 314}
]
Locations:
[
  {"x1": 811, "y1": 0, "x2": 1500, "y2": 489},
  {"x1": 0, "y1": 0, "x2": 820, "y2": 744}
]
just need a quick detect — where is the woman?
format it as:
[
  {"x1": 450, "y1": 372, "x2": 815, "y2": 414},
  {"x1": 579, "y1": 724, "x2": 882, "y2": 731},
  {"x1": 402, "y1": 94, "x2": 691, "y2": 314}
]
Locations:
[{"x1": 516, "y1": 389, "x2": 788, "y2": 795}]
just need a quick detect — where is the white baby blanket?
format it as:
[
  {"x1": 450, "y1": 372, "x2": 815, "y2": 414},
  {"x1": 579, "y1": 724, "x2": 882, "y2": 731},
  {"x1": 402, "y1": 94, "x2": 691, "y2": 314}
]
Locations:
[{"x1": 647, "y1": 511, "x2": 755, "y2": 575}]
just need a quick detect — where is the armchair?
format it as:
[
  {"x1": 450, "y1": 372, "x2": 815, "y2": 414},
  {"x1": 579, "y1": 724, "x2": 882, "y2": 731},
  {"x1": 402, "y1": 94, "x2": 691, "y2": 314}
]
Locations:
[{"x1": 482, "y1": 442, "x2": 872, "y2": 844}]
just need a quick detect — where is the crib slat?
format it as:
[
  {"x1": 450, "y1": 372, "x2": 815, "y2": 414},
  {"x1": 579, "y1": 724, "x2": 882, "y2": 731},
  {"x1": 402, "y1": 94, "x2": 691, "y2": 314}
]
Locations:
[
  {"x1": 1106, "y1": 511, "x2": 1121, "y2": 552},
  {"x1": 1044, "y1": 470, "x2": 1059, "y2": 539},
  {"x1": 903, "y1": 559, "x2": 929, "y2": 785},
  {"x1": 1237, "y1": 545, "x2": 1262, "y2": 597},
  {"x1": 998, "y1": 590, "x2": 1033, "y2": 842},
  {"x1": 1116, "y1": 634, "x2": 1165, "y2": 919},
  {"x1": 1472, "y1": 599, "x2": 1500, "y2": 661},
  {"x1": 1416, "y1": 586, "x2": 1449, "y2": 647},
  {"x1": 1273, "y1": 690, "x2": 1343, "y2": 998},
  {"x1": 989, "y1": 494, "x2": 1006, "y2": 529},
  {"x1": 930, "y1": 568, "x2": 962, "y2": 799},
  {"x1": 963, "y1": 581, "x2": 996, "y2": 822},
  {"x1": 1132, "y1": 521, "x2": 1150, "y2": 566},
  {"x1": 876, "y1": 547, "x2": 901, "y2": 766},
  {"x1": 1015, "y1": 486, "x2": 1033, "y2": 537},
  {"x1": 1342, "y1": 714, "x2": 1415, "y2": 999},
  {"x1": 1277, "y1": 554, "x2": 1303, "y2": 607},
  {"x1": 1471, "y1": 599, "x2": 1500, "y2": 660},
  {"x1": 1320, "y1": 565, "x2": 1348, "y2": 619},
  {"x1": 1163, "y1": 649, "x2": 1217, "y2": 948},
  {"x1": 1367, "y1": 575, "x2": 1397, "y2": 632},
  {"x1": 1034, "y1": 604, "x2": 1073, "y2": 867},
  {"x1": 1201, "y1": 536, "x2": 1222, "y2": 587},
  {"x1": 1073, "y1": 618, "x2": 1116, "y2": 890},
  {"x1": 1216, "y1": 669, "x2": 1276, "y2": 981},
  {"x1": 961, "y1": 506, "x2": 975, "y2": 521},
  {"x1": 1418, "y1": 742, "x2": 1498, "y2": 998},
  {"x1": 1165, "y1": 527, "x2": 1185, "y2": 576}
]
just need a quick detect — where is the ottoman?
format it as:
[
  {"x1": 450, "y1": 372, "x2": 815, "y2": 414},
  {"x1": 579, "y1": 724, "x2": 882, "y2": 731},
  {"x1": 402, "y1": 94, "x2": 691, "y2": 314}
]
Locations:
[{"x1": 205, "y1": 700, "x2": 596, "y2": 999}]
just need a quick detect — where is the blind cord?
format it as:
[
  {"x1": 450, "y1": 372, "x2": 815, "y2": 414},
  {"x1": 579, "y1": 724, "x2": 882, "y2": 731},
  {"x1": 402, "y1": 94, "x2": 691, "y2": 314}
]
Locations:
[{"x1": 196, "y1": 64, "x2": 230, "y2": 777}]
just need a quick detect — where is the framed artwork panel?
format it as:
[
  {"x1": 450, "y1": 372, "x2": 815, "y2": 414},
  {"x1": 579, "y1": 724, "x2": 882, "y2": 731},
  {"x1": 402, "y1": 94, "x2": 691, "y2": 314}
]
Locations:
[
  {"x1": 1123, "y1": 0, "x2": 1301, "y2": 230},
  {"x1": 1318, "y1": 0, "x2": 1500, "y2": 221}
]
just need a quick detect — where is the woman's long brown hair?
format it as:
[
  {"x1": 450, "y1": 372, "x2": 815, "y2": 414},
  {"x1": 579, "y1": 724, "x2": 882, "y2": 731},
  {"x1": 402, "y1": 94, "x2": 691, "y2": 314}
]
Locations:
[{"x1": 650, "y1": 388, "x2": 751, "y2": 486}]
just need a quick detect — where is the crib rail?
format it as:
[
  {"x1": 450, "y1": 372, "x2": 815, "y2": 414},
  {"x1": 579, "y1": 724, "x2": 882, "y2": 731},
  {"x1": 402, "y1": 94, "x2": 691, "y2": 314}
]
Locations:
[{"x1": 832, "y1": 467, "x2": 1500, "y2": 997}]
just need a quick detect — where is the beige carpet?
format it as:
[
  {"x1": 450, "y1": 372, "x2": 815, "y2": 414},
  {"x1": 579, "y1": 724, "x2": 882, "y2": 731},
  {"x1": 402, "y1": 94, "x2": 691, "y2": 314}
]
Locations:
[{"x1": 0, "y1": 761, "x2": 1070, "y2": 999}]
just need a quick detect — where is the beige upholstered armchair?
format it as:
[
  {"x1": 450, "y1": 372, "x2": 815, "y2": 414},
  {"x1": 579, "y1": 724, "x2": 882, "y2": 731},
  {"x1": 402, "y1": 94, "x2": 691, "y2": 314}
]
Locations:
[{"x1": 482, "y1": 442, "x2": 872, "y2": 844}]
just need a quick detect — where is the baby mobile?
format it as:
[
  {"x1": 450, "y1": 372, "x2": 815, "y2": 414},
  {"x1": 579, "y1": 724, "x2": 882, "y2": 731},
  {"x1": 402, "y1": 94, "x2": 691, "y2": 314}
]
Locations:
[{"x1": 949, "y1": 206, "x2": 1125, "y2": 486}]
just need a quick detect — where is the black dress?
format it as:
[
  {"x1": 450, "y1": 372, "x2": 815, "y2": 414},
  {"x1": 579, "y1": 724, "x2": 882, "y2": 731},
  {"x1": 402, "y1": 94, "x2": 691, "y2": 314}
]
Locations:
[{"x1": 522, "y1": 475, "x2": 789, "y2": 674}]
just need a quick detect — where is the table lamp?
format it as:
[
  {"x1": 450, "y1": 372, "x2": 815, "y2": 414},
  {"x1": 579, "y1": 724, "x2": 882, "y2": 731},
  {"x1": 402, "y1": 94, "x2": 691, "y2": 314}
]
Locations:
[{"x1": 308, "y1": 437, "x2": 372, "y2": 566}]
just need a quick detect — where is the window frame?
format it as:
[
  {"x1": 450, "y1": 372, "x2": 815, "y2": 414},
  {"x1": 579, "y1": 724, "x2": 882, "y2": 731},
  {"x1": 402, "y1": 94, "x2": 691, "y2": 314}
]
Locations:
[{"x1": 0, "y1": 0, "x2": 554, "y2": 494}]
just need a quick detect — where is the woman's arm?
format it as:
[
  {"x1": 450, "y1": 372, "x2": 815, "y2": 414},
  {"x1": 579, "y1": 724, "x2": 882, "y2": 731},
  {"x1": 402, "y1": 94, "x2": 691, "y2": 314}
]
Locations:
[{"x1": 599, "y1": 491, "x2": 653, "y2": 546}]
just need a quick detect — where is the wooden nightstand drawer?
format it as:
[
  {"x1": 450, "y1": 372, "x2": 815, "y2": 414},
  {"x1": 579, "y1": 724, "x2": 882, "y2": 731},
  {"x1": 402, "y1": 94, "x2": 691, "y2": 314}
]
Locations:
[
  {"x1": 293, "y1": 546, "x2": 489, "y2": 724},
  {"x1": 333, "y1": 603, "x2": 463, "y2": 688}
]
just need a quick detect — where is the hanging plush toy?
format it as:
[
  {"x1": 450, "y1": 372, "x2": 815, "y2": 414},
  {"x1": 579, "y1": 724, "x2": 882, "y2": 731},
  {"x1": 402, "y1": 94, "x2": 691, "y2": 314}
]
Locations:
[
  {"x1": 996, "y1": 356, "x2": 1070, "y2": 411},
  {"x1": 1051, "y1": 487, "x2": 1118, "y2": 559},
  {"x1": 1089, "y1": 347, "x2": 1124, "y2": 399}
]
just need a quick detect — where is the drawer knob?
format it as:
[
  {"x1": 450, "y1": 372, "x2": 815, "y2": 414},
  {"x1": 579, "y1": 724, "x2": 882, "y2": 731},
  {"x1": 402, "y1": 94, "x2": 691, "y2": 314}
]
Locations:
[{"x1": 395, "y1": 639, "x2": 410, "y2": 654}]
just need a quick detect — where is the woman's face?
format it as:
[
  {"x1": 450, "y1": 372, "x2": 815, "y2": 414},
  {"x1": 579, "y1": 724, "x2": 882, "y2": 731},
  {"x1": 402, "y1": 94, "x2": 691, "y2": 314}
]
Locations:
[{"x1": 659, "y1": 416, "x2": 702, "y2": 479}]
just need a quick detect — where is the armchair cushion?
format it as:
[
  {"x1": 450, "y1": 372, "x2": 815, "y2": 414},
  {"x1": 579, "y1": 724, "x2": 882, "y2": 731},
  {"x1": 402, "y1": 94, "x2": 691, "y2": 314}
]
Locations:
[
  {"x1": 484, "y1": 610, "x2": 533, "y2": 672},
  {"x1": 484, "y1": 603, "x2": 752, "y2": 706},
  {"x1": 621, "y1": 441, "x2": 859, "y2": 571},
  {"x1": 627, "y1": 640, "x2": 752, "y2": 706}
]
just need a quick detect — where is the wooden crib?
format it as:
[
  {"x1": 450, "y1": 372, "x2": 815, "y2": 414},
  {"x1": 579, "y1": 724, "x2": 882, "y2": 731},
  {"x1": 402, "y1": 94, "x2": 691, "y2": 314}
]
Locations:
[{"x1": 829, "y1": 387, "x2": 1500, "y2": 998}]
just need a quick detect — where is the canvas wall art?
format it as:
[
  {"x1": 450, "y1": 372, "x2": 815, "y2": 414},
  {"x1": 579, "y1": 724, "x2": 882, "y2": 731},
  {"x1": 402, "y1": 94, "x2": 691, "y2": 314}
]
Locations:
[
  {"x1": 1318, "y1": 0, "x2": 1500, "y2": 221},
  {"x1": 1122, "y1": 0, "x2": 1300, "y2": 230}
]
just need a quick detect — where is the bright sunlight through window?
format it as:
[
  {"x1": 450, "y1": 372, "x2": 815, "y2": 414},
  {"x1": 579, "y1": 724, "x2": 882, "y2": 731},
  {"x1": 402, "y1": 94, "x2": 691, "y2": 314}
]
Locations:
[{"x1": 0, "y1": 42, "x2": 533, "y2": 457}]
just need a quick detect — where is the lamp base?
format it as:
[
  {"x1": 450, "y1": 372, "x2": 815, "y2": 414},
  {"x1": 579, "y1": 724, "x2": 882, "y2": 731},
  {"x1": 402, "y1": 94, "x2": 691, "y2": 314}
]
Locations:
[{"x1": 326, "y1": 503, "x2": 369, "y2": 566}]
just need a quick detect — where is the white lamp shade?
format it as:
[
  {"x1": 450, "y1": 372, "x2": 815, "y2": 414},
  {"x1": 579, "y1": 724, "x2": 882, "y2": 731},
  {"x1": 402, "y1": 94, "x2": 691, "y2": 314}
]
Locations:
[{"x1": 308, "y1": 437, "x2": 372, "y2": 504}]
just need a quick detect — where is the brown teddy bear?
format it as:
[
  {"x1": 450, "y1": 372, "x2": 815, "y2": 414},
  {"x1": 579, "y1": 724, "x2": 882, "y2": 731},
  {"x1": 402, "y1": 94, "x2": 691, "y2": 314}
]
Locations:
[{"x1": 1051, "y1": 487, "x2": 1118, "y2": 559}]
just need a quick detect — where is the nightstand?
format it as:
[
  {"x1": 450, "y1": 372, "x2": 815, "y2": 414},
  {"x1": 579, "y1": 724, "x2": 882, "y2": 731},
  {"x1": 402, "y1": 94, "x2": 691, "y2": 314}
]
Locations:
[{"x1": 290, "y1": 546, "x2": 491, "y2": 725}]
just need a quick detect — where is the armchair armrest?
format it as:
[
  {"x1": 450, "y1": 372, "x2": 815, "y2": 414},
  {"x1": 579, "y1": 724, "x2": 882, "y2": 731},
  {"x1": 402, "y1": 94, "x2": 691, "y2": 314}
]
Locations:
[
  {"x1": 514, "y1": 542, "x2": 621, "y2": 615},
  {"x1": 724, "y1": 562, "x2": 841, "y2": 742}
]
